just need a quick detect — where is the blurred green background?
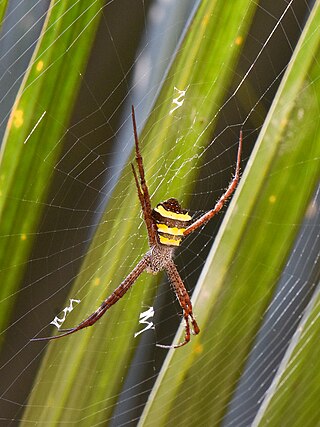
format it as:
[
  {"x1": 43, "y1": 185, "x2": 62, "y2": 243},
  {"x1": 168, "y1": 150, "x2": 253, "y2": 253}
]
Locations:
[{"x1": 0, "y1": 1, "x2": 319, "y2": 426}]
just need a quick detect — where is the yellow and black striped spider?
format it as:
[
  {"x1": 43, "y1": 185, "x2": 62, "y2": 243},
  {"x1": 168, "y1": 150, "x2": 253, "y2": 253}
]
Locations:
[{"x1": 32, "y1": 106, "x2": 242, "y2": 348}]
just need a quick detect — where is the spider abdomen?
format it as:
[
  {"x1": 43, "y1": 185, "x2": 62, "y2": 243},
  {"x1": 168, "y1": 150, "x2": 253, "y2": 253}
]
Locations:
[{"x1": 152, "y1": 198, "x2": 192, "y2": 247}]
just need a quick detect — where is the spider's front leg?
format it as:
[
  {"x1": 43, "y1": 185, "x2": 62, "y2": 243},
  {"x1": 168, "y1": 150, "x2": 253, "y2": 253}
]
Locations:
[
  {"x1": 131, "y1": 105, "x2": 157, "y2": 247},
  {"x1": 184, "y1": 130, "x2": 243, "y2": 236},
  {"x1": 157, "y1": 261, "x2": 199, "y2": 349}
]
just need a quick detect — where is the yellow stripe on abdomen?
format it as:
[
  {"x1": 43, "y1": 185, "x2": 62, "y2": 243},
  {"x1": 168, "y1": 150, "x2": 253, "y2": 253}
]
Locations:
[
  {"x1": 159, "y1": 235, "x2": 182, "y2": 246},
  {"x1": 154, "y1": 205, "x2": 191, "y2": 221},
  {"x1": 156, "y1": 223, "x2": 185, "y2": 236}
]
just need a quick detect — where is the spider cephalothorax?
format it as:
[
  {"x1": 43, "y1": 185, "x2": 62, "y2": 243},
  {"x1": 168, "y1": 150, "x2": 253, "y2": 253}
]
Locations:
[
  {"x1": 32, "y1": 106, "x2": 242, "y2": 348},
  {"x1": 145, "y1": 244, "x2": 174, "y2": 275}
]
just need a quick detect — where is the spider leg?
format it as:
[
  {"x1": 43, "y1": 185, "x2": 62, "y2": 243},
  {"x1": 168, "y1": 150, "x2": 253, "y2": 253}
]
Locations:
[
  {"x1": 131, "y1": 163, "x2": 147, "y2": 219},
  {"x1": 157, "y1": 261, "x2": 200, "y2": 349},
  {"x1": 184, "y1": 130, "x2": 243, "y2": 236},
  {"x1": 131, "y1": 105, "x2": 157, "y2": 246},
  {"x1": 31, "y1": 256, "x2": 149, "y2": 342}
]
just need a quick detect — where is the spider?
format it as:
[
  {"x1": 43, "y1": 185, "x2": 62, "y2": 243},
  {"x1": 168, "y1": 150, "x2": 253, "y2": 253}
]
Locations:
[{"x1": 32, "y1": 106, "x2": 242, "y2": 348}]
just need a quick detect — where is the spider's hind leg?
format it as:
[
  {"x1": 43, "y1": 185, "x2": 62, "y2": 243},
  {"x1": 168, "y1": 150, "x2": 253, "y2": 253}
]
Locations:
[
  {"x1": 157, "y1": 261, "x2": 200, "y2": 349},
  {"x1": 157, "y1": 312, "x2": 200, "y2": 349}
]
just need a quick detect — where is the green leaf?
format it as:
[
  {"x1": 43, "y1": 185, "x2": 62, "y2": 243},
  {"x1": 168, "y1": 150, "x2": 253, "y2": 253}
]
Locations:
[
  {"x1": 140, "y1": 3, "x2": 320, "y2": 426},
  {"x1": 252, "y1": 285, "x2": 320, "y2": 426},
  {"x1": 0, "y1": 0, "x2": 9, "y2": 29},
  {"x1": 22, "y1": 0, "x2": 257, "y2": 425},
  {"x1": 0, "y1": 1, "x2": 103, "y2": 343}
]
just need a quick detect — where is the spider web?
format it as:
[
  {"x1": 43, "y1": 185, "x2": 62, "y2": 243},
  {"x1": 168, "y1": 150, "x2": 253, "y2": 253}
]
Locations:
[{"x1": 0, "y1": 1, "x2": 319, "y2": 426}]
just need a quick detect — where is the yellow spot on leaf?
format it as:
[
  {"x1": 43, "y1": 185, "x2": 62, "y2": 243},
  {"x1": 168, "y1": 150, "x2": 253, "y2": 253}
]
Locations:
[
  {"x1": 269, "y1": 195, "x2": 276, "y2": 204},
  {"x1": 21, "y1": 234, "x2": 27, "y2": 241},
  {"x1": 194, "y1": 342, "x2": 203, "y2": 354},
  {"x1": 10, "y1": 109, "x2": 24, "y2": 128},
  {"x1": 235, "y1": 36, "x2": 243, "y2": 46},
  {"x1": 93, "y1": 277, "x2": 101, "y2": 286},
  {"x1": 36, "y1": 60, "x2": 44, "y2": 72},
  {"x1": 202, "y1": 13, "x2": 209, "y2": 27}
]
